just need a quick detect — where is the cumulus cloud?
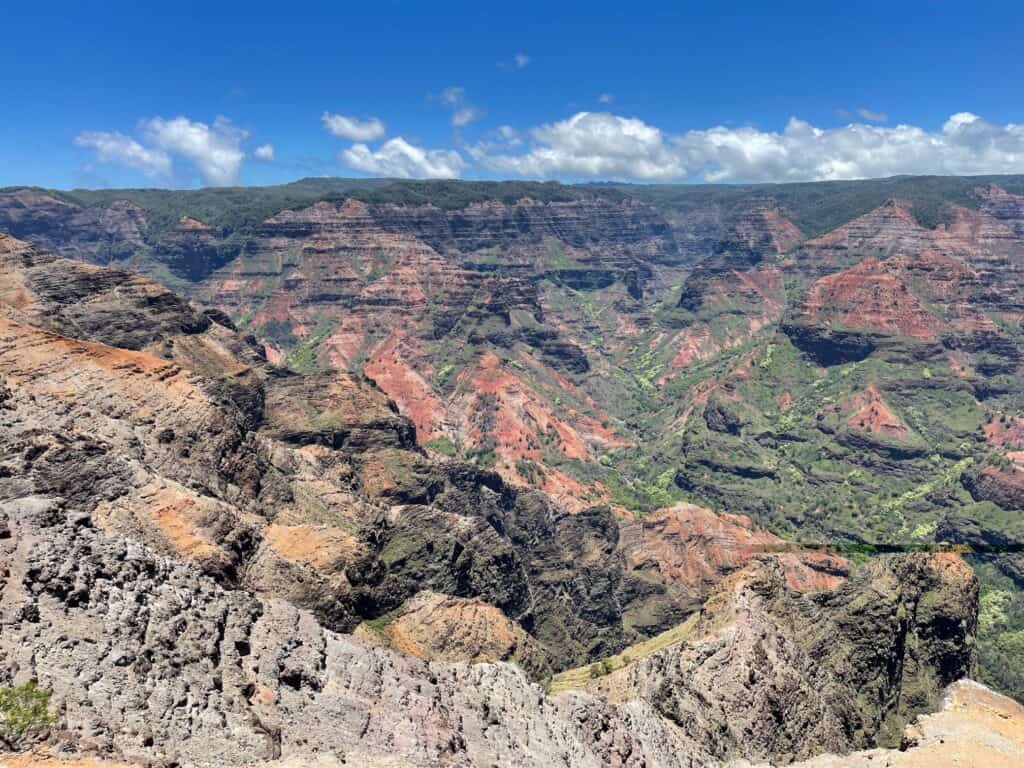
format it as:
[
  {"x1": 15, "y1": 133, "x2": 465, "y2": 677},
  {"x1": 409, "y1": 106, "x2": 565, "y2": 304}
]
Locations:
[
  {"x1": 141, "y1": 116, "x2": 248, "y2": 185},
  {"x1": 514, "y1": 53, "x2": 530, "y2": 69},
  {"x1": 476, "y1": 112, "x2": 686, "y2": 179},
  {"x1": 254, "y1": 144, "x2": 275, "y2": 161},
  {"x1": 321, "y1": 113, "x2": 387, "y2": 141},
  {"x1": 474, "y1": 111, "x2": 1024, "y2": 182},
  {"x1": 74, "y1": 131, "x2": 171, "y2": 178},
  {"x1": 75, "y1": 116, "x2": 250, "y2": 185},
  {"x1": 342, "y1": 137, "x2": 464, "y2": 178},
  {"x1": 678, "y1": 113, "x2": 1024, "y2": 182},
  {"x1": 439, "y1": 87, "x2": 480, "y2": 127}
]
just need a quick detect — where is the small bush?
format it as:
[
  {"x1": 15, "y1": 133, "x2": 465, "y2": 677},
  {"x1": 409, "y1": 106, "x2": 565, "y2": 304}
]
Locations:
[{"x1": 0, "y1": 682, "x2": 56, "y2": 746}]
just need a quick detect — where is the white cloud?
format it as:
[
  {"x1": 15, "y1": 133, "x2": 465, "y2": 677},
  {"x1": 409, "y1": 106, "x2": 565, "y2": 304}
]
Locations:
[
  {"x1": 677, "y1": 113, "x2": 1024, "y2": 182},
  {"x1": 254, "y1": 143, "x2": 275, "y2": 161},
  {"x1": 598, "y1": 93, "x2": 614, "y2": 105},
  {"x1": 342, "y1": 137, "x2": 464, "y2": 178},
  {"x1": 856, "y1": 107, "x2": 888, "y2": 122},
  {"x1": 74, "y1": 131, "x2": 171, "y2": 178},
  {"x1": 497, "y1": 125, "x2": 521, "y2": 145},
  {"x1": 321, "y1": 113, "x2": 386, "y2": 141},
  {"x1": 142, "y1": 116, "x2": 247, "y2": 185},
  {"x1": 453, "y1": 107, "x2": 481, "y2": 128},
  {"x1": 75, "y1": 116, "x2": 249, "y2": 185},
  {"x1": 477, "y1": 112, "x2": 686, "y2": 180},
  {"x1": 474, "y1": 111, "x2": 1024, "y2": 182},
  {"x1": 439, "y1": 87, "x2": 480, "y2": 127},
  {"x1": 514, "y1": 53, "x2": 530, "y2": 69}
]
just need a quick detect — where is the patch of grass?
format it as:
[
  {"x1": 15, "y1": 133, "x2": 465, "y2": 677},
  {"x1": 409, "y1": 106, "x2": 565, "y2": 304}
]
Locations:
[
  {"x1": 424, "y1": 436, "x2": 459, "y2": 457},
  {"x1": 283, "y1": 317, "x2": 338, "y2": 374},
  {"x1": 548, "y1": 614, "x2": 699, "y2": 694}
]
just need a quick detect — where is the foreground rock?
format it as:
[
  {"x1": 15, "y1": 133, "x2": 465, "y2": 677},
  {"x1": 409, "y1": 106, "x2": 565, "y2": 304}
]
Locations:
[
  {"x1": 8, "y1": 677, "x2": 1022, "y2": 768},
  {"x1": 571, "y1": 553, "x2": 977, "y2": 761},
  {"x1": 0, "y1": 488, "x2": 979, "y2": 767},
  {"x1": 733, "y1": 679, "x2": 1024, "y2": 768}
]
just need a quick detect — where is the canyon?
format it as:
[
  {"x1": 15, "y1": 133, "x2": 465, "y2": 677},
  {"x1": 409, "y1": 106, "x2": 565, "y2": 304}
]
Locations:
[{"x1": 2, "y1": 175, "x2": 1024, "y2": 764}]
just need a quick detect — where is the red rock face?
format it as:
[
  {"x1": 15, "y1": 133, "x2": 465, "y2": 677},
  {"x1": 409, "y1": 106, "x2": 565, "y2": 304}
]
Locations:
[
  {"x1": 844, "y1": 384, "x2": 911, "y2": 437},
  {"x1": 735, "y1": 207, "x2": 802, "y2": 255},
  {"x1": 618, "y1": 503, "x2": 848, "y2": 603},
  {"x1": 984, "y1": 417, "x2": 1024, "y2": 451},
  {"x1": 792, "y1": 192, "x2": 1024, "y2": 311},
  {"x1": 799, "y1": 257, "x2": 945, "y2": 340},
  {"x1": 193, "y1": 195, "x2": 678, "y2": 494},
  {"x1": 785, "y1": 196, "x2": 1022, "y2": 360}
]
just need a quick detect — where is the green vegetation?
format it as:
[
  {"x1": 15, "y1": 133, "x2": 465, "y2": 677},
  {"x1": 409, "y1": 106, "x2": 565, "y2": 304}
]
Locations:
[
  {"x1": 424, "y1": 436, "x2": 459, "y2": 457},
  {"x1": 620, "y1": 174, "x2": 1024, "y2": 238},
  {"x1": 549, "y1": 614, "x2": 700, "y2": 693},
  {"x1": 14, "y1": 173, "x2": 1024, "y2": 701},
  {"x1": 0, "y1": 682, "x2": 55, "y2": 747},
  {"x1": 974, "y1": 562, "x2": 1024, "y2": 702},
  {"x1": 283, "y1": 317, "x2": 337, "y2": 373}
]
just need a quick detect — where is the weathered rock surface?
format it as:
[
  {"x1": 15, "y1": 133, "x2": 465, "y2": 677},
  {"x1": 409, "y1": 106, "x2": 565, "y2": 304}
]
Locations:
[
  {"x1": 355, "y1": 590, "x2": 550, "y2": 677},
  {"x1": 618, "y1": 503, "x2": 848, "y2": 620},
  {"x1": 584, "y1": 553, "x2": 977, "y2": 762},
  {"x1": 0, "y1": 489, "x2": 979, "y2": 767},
  {"x1": 0, "y1": 233, "x2": 833, "y2": 668},
  {"x1": 733, "y1": 679, "x2": 1024, "y2": 768}
]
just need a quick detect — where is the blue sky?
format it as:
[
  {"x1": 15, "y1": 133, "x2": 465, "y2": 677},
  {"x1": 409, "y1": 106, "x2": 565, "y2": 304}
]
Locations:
[{"x1": 4, "y1": 1, "x2": 1024, "y2": 188}]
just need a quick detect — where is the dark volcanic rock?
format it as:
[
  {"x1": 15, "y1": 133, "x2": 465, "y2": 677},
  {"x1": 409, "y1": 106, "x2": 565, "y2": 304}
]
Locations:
[
  {"x1": 0, "y1": 234, "x2": 212, "y2": 349},
  {"x1": 590, "y1": 553, "x2": 977, "y2": 762},
  {"x1": 781, "y1": 321, "x2": 879, "y2": 365}
]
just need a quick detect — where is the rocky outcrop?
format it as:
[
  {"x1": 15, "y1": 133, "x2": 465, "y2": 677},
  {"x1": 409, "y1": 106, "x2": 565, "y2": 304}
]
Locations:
[
  {"x1": 585, "y1": 553, "x2": 977, "y2": 762},
  {"x1": 962, "y1": 464, "x2": 1024, "y2": 511},
  {"x1": 9, "y1": 678, "x2": 1023, "y2": 768},
  {"x1": 0, "y1": 189, "x2": 146, "y2": 266},
  {"x1": 735, "y1": 679, "x2": 1024, "y2": 768},
  {"x1": 0, "y1": 234, "x2": 212, "y2": 349},
  {"x1": 261, "y1": 370, "x2": 415, "y2": 451},
  {"x1": 356, "y1": 590, "x2": 550, "y2": 677},
  {"x1": 0, "y1": 490, "x2": 977, "y2": 768},
  {"x1": 618, "y1": 504, "x2": 847, "y2": 618}
]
